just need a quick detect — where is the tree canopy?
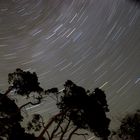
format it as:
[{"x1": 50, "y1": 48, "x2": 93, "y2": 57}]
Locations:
[
  {"x1": 0, "y1": 69, "x2": 111, "y2": 140},
  {"x1": 0, "y1": 93, "x2": 37, "y2": 140},
  {"x1": 111, "y1": 110, "x2": 140, "y2": 140},
  {"x1": 7, "y1": 68, "x2": 43, "y2": 96},
  {"x1": 45, "y1": 80, "x2": 110, "y2": 140}
]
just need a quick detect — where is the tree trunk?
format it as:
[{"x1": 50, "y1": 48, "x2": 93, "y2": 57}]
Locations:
[
  {"x1": 37, "y1": 108, "x2": 70, "y2": 140},
  {"x1": 59, "y1": 119, "x2": 71, "y2": 140},
  {"x1": 37, "y1": 112, "x2": 63, "y2": 140},
  {"x1": 49, "y1": 114, "x2": 65, "y2": 140}
]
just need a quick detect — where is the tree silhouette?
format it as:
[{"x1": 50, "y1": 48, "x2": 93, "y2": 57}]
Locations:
[
  {"x1": 111, "y1": 110, "x2": 140, "y2": 140},
  {"x1": 0, "y1": 93, "x2": 38, "y2": 140},
  {"x1": 38, "y1": 80, "x2": 110, "y2": 140},
  {"x1": 0, "y1": 69, "x2": 111, "y2": 140},
  {"x1": 6, "y1": 68, "x2": 43, "y2": 96}
]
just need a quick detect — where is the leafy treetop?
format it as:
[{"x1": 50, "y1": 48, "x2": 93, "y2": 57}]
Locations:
[
  {"x1": 112, "y1": 110, "x2": 140, "y2": 140},
  {"x1": 47, "y1": 80, "x2": 110, "y2": 140},
  {"x1": 8, "y1": 68, "x2": 43, "y2": 96}
]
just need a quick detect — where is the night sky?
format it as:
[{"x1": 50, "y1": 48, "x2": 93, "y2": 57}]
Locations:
[{"x1": 0, "y1": 0, "x2": 140, "y2": 139}]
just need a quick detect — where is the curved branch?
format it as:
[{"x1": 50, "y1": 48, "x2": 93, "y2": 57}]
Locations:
[
  {"x1": 54, "y1": 125, "x2": 64, "y2": 137},
  {"x1": 50, "y1": 114, "x2": 65, "y2": 140},
  {"x1": 55, "y1": 123, "x2": 73, "y2": 138},
  {"x1": 19, "y1": 97, "x2": 41, "y2": 110},
  {"x1": 67, "y1": 127, "x2": 78, "y2": 140},
  {"x1": 37, "y1": 113, "x2": 61, "y2": 140},
  {"x1": 60, "y1": 119, "x2": 71, "y2": 140},
  {"x1": 39, "y1": 115, "x2": 50, "y2": 140},
  {"x1": 37, "y1": 108, "x2": 71, "y2": 140}
]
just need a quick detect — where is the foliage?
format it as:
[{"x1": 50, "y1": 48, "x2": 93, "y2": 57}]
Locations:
[
  {"x1": 27, "y1": 114, "x2": 44, "y2": 132},
  {"x1": 0, "y1": 69, "x2": 111, "y2": 140},
  {"x1": 111, "y1": 110, "x2": 140, "y2": 140},
  {"x1": 47, "y1": 80, "x2": 110, "y2": 140},
  {"x1": 0, "y1": 93, "x2": 37, "y2": 140},
  {"x1": 8, "y1": 68, "x2": 43, "y2": 96}
]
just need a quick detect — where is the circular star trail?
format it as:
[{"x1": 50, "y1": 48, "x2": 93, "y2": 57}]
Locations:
[{"x1": 0, "y1": 0, "x2": 140, "y2": 136}]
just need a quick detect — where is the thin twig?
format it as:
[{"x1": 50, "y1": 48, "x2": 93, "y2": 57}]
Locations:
[
  {"x1": 60, "y1": 119, "x2": 71, "y2": 140},
  {"x1": 36, "y1": 108, "x2": 70, "y2": 140},
  {"x1": 19, "y1": 97, "x2": 42, "y2": 110},
  {"x1": 67, "y1": 127, "x2": 78, "y2": 140},
  {"x1": 49, "y1": 114, "x2": 65, "y2": 140},
  {"x1": 73, "y1": 132, "x2": 88, "y2": 140}
]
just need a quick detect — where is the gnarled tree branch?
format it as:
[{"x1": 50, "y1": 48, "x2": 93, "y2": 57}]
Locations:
[
  {"x1": 49, "y1": 113, "x2": 65, "y2": 140},
  {"x1": 67, "y1": 126, "x2": 78, "y2": 140},
  {"x1": 60, "y1": 119, "x2": 71, "y2": 140}
]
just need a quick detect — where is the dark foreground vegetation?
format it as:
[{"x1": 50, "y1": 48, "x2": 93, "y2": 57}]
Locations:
[
  {"x1": 0, "y1": 69, "x2": 139, "y2": 140},
  {"x1": 111, "y1": 110, "x2": 140, "y2": 140}
]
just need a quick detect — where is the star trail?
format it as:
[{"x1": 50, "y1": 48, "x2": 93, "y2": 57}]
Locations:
[{"x1": 0, "y1": 0, "x2": 140, "y2": 139}]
